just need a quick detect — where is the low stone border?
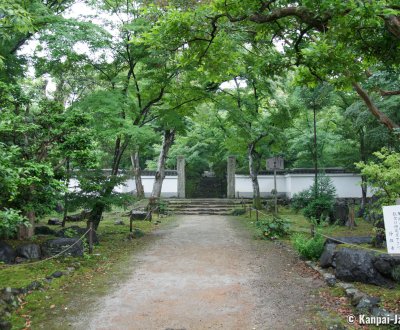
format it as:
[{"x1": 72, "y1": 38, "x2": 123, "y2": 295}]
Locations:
[
  {"x1": 305, "y1": 261, "x2": 400, "y2": 323},
  {"x1": 0, "y1": 266, "x2": 77, "y2": 329}
]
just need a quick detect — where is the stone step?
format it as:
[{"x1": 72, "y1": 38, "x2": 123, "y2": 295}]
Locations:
[
  {"x1": 167, "y1": 204, "x2": 239, "y2": 209},
  {"x1": 172, "y1": 211, "x2": 233, "y2": 215},
  {"x1": 168, "y1": 207, "x2": 235, "y2": 212}
]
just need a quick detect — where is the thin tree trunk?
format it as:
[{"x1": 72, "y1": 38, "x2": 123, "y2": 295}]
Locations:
[
  {"x1": 62, "y1": 158, "x2": 70, "y2": 227},
  {"x1": 131, "y1": 149, "x2": 145, "y2": 198},
  {"x1": 359, "y1": 129, "x2": 367, "y2": 215},
  {"x1": 313, "y1": 106, "x2": 318, "y2": 199},
  {"x1": 151, "y1": 129, "x2": 176, "y2": 199},
  {"x1": 88, "y1": 137, "x2": 130, "y2": 230},
  {"x1": 18, "y1": 186, "x2": 36, "y2": 239},
  {"x1": 248, "y1": 143, "x2": 262, "y2": 209}
]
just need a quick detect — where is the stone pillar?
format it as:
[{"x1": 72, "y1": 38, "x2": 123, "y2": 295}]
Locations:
[
  {"x1": 177, "y1": 156, "x2": 186, "y2": 198},
  {"x1": 227, "y1": 156, "x2": 236, "y2": 199}
]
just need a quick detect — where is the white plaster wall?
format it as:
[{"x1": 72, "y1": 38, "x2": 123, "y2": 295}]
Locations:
[
  {"x1": 69, "y1": 176, "x2": 178, "y2": 197},
  {"x1": 235, "y1": 175, "x2": 286, "y2": 198},
  {"x1": 235, "y1": 173, "x2": 372, "y2": 199}
]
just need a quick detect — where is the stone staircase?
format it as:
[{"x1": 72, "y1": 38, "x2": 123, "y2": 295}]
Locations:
[{"x1": 165, "y1": 198, "x2": 251, "y2": 215}]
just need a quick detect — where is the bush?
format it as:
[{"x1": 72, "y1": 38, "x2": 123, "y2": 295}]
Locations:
[
  {"x1": 391, "y1": 265, "x2": 400, "y2": 283},
  {"x1": 0, "y1": 208, "x2": 29, "y2": 239},
  {"x1": 291, "y1": 175, "x2": 336, "y2": 222},
  {"x1": 231, "y1": 208, "x2": 246, "y2": 216},
  {"x1": 292, "y1": 233, "x2": 325, "y2": 260},
  {"x1": 256, "y1": 216, "x2": 291, "y2": 239}
]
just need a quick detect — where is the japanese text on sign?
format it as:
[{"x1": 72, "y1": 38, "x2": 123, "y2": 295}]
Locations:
[{"x1": 382, "y1": 205, "x2": 400, "y2": 255}]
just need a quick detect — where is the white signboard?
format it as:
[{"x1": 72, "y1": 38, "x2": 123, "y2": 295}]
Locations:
[
  {"x1": 266, "y1": 157, "x2": 284, "y2": 170},
  {"x1": 382, "y1": 205, "x2": 400, "y2": 255}
]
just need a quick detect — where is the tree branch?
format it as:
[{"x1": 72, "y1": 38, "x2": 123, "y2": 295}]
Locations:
[{"x1": 352, "y1": 82, "x2": 400, "y2": 131}]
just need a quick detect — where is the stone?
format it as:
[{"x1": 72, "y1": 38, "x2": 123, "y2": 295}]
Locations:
[
  {"x1": 65, "y1": 267, "x2": 75, "y2": 275},
  {"x1": 16, "y1": 244, "x2": 41, "y2": 260},
  {"x1": 323, "y1": 273, "x2": 336, "y2": 287},
  {"x1": 14, "y1": 257, "x2": 28, "y2": 264},
  {"x1": 34, "y1": 226, "x2": 56, "y2": 236},
  {"x1": 26, "y1": 281, "x2": 42, "y2": 291},
  {"x1": 338, "y1": 282, "x2": 354, "y2": 290},
  {"x1": 373, "y1": 254, "x2": 400, "y2": 279},
  {"x1": 65, "y1": 210, "x2": 90, "y2": 222},
  {"x1": 331, "y1": 203, "x2": 349, "y2": 225},
  {"x1": 47, "y1": 218, "x2": 62, "y2": 226},
  {"x1": 51, "y1": 271, "x2": 63, "y2": 278},
  {"x1": 41, "y1": 238, "x2": 84, "y2": 257},
  {"x1": 325, "y1": 236, "x2": 372, "y2": 245},
  {"x1": 335, "y1": 248, "x2": 389, "y2": 286},
  {"x1": 356, "y1": 296, "x2": 380, "y2": 313},
  {"x1": 345, "y1": 288, "x2": 359, "y2": 299},
  {"x1": 56, "y1": 226, "x2": 98, "y2": 244},
  {"x1": 0, "y1": 320, "x2": 11, "y2": 330},
  {"x1": 319, "y1": 243, "x2": 337, "y2": 268},
  {"x1": 114, "y1": 220, "x2": 125, "y2": 225},
  {"x1": 0, "y1": 241, "x2": 16, "y2": 264},
  {"x1": 371, "y1": 307, "x2": 400, "y2": 322}
]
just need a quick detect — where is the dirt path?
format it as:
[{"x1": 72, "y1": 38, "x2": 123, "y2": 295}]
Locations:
[{"x1": 73, "y1": 215, "x2": 323, "y2": 330}]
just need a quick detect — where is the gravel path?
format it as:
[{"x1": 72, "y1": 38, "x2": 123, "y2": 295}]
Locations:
[{"x1": 74, "y1": 215, "x2": 323, "y2": 330}]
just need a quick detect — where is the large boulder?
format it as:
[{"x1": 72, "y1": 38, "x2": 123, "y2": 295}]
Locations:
[
  {"x1": 65, "y1": 210, "x2": 90, "y2": 222},
  {"x1": 335, "y1": 248, "x2": 389, "y2": 286},
  {"x1": 0, "y1": 241, "x2": 16, "y2": 264},
  {"x1": 56, "y1": 226, "x2": 98, "y2": 244},
  {"x1": 373, "y1": 254, "x2": 400, "y2": 279},
  {"x1": 319, "y1": 243, "x2": 337, "y2": 268},
  {"x1": 47, "y1": 218, "x2": 62, "y2": 226},
  {"x1": 16, "y1": 244, "x2": 41, "y2": 260},
  {"x1": 41, "y1": 238, "x2": 84, "y2": 257},
  {"x1": 34, "y1": 226, "x2": 56, "y2": 236},
  {"x1": 325, "y1": 236, "x2": 372, "y2": 245}
]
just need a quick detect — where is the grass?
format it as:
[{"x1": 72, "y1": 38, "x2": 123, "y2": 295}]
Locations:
[
  {"x1": 237, "y1": 205, "x2": 398, "y2": 327},
  {"x1": 0, "y1": 206, "x2": 176, "y2": 329},
  {"x1": 239, "y1": 206, "x2": 375, "y2": 241}
]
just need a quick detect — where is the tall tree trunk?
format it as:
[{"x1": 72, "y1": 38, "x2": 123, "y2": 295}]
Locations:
[
  {"x1": 313, "y1": 106, "x2": 318, "y2": 199},
  {"x1": 131, "y1": 149, "x2": 145, "y2": 198},
  {"x1": 151, "y1": 129, "x2": 176, "y2": 199},
  {"x1": 18, "y1": 186, "x2": 36, "y2": 239},
  {"x1": 62, "y1": 158, "x2": 70, "y2": 227},
  {"x1": 248, "y1": 142, "x2": 262, "y2": 209},
  {"x1": 88, "y1": 137, "x2": 130, "y2": 230},
  {"x1": 359, "y1": 129, "x2": 368, "y2": 215}
]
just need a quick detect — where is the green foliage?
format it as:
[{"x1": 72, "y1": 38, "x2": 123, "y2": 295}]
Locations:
[
  {"x1": 292, "y1": 233, "x2": 325, "y2": 260},
  {"x1": 356, "y1": 148, "x2": 400, "y2": 205},
  {"x1": 256, "y1": 216, "x2": 291, "y2": 240},
  {"x1": 63, "y1": 228, "x2": 79, "y2": 239},
  {"x1": 0, "y1": 208, "x2": 29, "y2": 239},
  {"x1": 291, "y1": 175, "x2": 336, "y2": 221},
  {"x1": 392, "y1": 265, "x2": 400, "y2": 283},
  {"x1": 231, "y1": 208, "x2": 246, "y2": 216}
]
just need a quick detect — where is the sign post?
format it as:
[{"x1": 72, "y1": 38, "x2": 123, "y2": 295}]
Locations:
[
  {"x1": 382, "y1": 203, "x2": 400, "y2": 255},
  {"x1": 266, "y1": 157, "x2": 284, "y2": 215}
]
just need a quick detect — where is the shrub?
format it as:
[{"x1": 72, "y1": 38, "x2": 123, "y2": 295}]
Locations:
[
  {"x1": 256, "y1": 216, "x2": 291, "y2": 239},
  {"x1": 291, "y1": 189, "x2": 312, "y2": 213},
  {"x1": 291, "y1": 175, "x2": 336, "y2": 222},
  {"x1": 391, "y1": 265, "x2": 400, "y2": 283},
  {"x1": 231, "y1": 208, "x2": 246, "y2": 216},
  {"x1": 0, "y1": 208, "x2": 29, "y2": 239},
  {"x1": 292, "y1": 233, "x2": 325, "y2": 260}
]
